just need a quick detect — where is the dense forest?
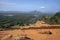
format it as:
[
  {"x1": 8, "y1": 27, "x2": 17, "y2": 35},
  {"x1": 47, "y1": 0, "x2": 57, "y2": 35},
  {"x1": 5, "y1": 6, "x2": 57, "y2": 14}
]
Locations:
[{"x1": 0, "y1": 11, "x2": 60, "y2": 29}]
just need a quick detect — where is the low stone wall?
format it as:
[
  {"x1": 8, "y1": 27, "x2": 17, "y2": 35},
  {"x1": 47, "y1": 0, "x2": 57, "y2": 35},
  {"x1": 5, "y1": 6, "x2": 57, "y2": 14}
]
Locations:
[{"x1": 21, "y1": 25, "x2": 60, "y2": 30}]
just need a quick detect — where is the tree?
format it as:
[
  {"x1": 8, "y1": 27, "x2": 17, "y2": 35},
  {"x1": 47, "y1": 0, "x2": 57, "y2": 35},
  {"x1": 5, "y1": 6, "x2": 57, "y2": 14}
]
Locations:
[{"x1": 50, "y1": 12, "x2": 60, "y2": 24}]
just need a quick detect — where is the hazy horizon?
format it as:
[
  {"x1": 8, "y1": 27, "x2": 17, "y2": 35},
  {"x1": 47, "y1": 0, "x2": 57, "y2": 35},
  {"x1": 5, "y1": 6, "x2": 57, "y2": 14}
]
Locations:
[{"x1": 0, "y1": 0, "x2": 60, "y2": 13}]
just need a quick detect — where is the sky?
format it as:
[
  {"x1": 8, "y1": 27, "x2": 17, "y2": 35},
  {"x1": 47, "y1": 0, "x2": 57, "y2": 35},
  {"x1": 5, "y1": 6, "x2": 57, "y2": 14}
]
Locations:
[{"x1": 0, "y1": 0, "x2": 60, "y2": 13}]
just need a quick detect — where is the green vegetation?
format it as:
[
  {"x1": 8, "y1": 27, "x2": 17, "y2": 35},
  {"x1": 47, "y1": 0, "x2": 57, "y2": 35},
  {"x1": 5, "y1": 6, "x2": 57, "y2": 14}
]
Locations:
[
  {"x1": 39, "y1": 12, "x2": 60, "y2": 24},
  {"x1": 0, "y1": 11, "x2": 60, "y2": 29},
  {"x1": 49, "y1": 12, "x2": 60, "y2": 24},
  {"x1": 0, "y1": 13, "x2": 38, "y2": 29}
]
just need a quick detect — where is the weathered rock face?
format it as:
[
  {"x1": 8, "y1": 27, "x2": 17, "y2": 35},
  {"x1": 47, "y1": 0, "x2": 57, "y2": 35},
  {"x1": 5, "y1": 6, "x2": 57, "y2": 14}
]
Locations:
[
  {"x1": 1, "y1": 35, "x2": 12, "y2": 40},
  {"x1": 1, "y1": 34, "x2": 31, "y2": 40}
]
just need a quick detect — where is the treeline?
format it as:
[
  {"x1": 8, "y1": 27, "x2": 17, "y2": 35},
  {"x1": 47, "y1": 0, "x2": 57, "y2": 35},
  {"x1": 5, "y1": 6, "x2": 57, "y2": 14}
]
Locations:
[{"x1": 39, "y1": 12, "x2": 60, "y2": 24}]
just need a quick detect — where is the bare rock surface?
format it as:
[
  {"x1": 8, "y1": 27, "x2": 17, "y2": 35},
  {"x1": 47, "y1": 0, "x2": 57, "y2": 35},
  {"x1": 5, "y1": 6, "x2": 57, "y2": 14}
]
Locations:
[{"x1": 1, "y1": 34, "x2": 31, "y2": 40}]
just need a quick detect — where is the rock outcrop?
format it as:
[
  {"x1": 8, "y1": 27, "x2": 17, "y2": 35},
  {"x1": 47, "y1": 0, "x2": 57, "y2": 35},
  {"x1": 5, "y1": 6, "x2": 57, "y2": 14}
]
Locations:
[{"x1": 1, "y1": 34, "x2": 31, "y2": 40}]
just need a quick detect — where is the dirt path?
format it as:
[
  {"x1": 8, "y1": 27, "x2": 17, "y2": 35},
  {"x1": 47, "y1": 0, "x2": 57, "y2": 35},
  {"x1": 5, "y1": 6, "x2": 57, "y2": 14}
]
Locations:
[{"x1": 0, "y1": 29, "x2": 60, "y2": 40}]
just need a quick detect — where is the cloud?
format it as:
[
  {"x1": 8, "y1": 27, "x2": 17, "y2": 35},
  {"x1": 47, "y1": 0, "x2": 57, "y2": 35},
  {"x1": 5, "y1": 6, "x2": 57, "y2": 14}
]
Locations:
[{"x1": 40, "y1": 6, "x2": 45, "y2": 9}]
